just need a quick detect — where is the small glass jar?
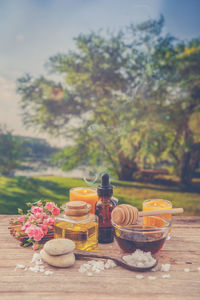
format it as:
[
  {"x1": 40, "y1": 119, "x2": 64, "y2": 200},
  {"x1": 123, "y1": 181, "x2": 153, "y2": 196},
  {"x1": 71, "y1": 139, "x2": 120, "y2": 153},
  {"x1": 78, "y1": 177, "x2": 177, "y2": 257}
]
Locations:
[{"x1": 54, "y1": 201, "x2": 98, "y2": 251}]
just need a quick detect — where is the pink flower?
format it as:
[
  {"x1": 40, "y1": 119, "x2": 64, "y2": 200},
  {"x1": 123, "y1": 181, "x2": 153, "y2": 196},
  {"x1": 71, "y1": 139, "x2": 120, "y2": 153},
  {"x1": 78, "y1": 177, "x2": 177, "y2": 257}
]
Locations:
[
  {"x1": 31, "y1": 206, "x2": 43, "y2": 215},
  {"x1": 35, "y1": 213, "x2": 44, "y2": 220},
  {"x1": 22, "y1": 221, "x2": 31, "y2": 231},
  {"x1": 32, "y1": 227, "x2": 44, "y2": 242},
  {"x1": 28, "y1": 215, "x2": 35, "y2": 222},
  {"x1": 45, "y1": 202, "x2": 54, "y2": 211},
  {"x1": 25, "y1": 225, "x2": 36, "y2": 238},
  {"x1": 42, "y1": 218, "x2": 48, "y2": 225},
  {"x1": 26, "y1": 225, "x2": 44, "y2": 242},
  {"x1": 52, "y1": 207, "x2": 60, "y2": 216},
  {"x1": 42, "y1": 212, "x2": 48, "y2": 219},
  {"x1": 37, "y1": 201, "x2": 42, "y2": 206},
  {"x1": 41, "y1": 224, "x2": 48, "y2": 235},
  {"x1": 46, "y1": 218, "x2": 55, "y2": 226},
  {"x1": 18, "y1": 215, "x2": 25, "y2": 223}
]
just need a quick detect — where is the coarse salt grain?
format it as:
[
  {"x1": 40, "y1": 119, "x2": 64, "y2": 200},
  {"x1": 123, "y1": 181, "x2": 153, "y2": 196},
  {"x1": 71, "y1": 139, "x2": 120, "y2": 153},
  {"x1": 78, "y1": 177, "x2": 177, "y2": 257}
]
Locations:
[
  {"x1": 29, "y1": 265, "x2": 40, "y2": 273},
  {"x1": 78, "y1": 259, "x2": 116, "y2": 276},
  {"x1": 162, "y1": 274, "x2": 171, "y2": 279},
  {"x1": 161, "y1": 264, "x2": 171, "y2": 272},
  {"x1": 78, "y1": 266, "x2": 87, "y2": 273},
  {"x1": 136, "y1": 274, "x2": 144, "y2": 279},
  {"x1": 15, "y1": 264, "x2": 25, "y2": 269},
  {"x1": 151, "y1": 266, "x2": 160, "y2": 272},
  {"x1": 15, "y1": 253, "x2": 53, "y2": 276},
  {"x1": 148, "y1": 276, "x2": 156, "y2": 280},
  {"x1": 104, "y1": 259, "x2": 117, "y2": 269},
  {"x1": 184, "y1": 268, "x2": 190, "y2": 272},
  {"x1": 44, "y1": 270, "x2": 53, "y2": 275},
  {"x1": 31, "y1": 253, "x2": 41, "y2": 263},
  {"x1": 40, "y1": 268, "x2": 45, "y2": 273},
  {"x1": 123, "y1": 249, "x2": 156, "y2": 268}
]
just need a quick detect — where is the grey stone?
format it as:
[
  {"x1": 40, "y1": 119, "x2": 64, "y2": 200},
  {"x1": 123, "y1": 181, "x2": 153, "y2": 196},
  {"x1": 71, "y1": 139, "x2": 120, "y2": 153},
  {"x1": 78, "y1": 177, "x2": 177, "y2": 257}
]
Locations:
[
  {"x1": 44, "y1": 238, "x2": 75, "y2": 256},
  {"x1": 40, "y1": 249, "x2": 75, "y2": 268}
]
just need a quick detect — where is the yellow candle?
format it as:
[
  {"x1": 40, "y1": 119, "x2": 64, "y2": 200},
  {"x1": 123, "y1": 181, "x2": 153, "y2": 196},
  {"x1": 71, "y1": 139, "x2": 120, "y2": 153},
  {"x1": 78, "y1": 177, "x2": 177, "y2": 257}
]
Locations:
[
  {"x1": 142, "y1": 199, "x2": 172, "y2": 230},
  {"x1": 70, "y1": 187, "x2": 98, "y2": 214}
]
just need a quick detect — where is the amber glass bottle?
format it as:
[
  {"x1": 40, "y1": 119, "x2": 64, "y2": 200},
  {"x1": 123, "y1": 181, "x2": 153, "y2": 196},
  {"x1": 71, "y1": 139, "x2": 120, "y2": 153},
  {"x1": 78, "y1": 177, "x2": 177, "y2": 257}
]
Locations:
[{"x1": 95, "y1": 173, "x2": 116, "y2": 243}]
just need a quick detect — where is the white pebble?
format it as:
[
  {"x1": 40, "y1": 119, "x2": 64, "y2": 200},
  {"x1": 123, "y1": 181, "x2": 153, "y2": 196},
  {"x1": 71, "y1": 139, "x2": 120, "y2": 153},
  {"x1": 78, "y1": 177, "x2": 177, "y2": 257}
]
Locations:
[
  {"x1": 184, "y1": 268, "x2": 190, "y2": 272},
  {"x1": 162, "y1": 274, "x2": 171, "y2": 279},
  {"x1": 136, "y1": 274, "x2": 144, "y2": 279},
  {"x1": 197, "y1": 267, "x2": 200, "y2": 271},
  {"x1": 148, "y1": 276, "x2": 156, "y2": 280},
  {"x1": 161, "y1": 264, "x2": 171, "y2": 272}
]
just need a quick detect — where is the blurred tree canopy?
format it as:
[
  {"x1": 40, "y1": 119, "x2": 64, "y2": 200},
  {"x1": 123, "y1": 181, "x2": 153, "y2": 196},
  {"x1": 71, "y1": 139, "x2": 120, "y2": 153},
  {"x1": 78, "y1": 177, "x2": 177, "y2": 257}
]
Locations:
[
  {"x1": 0, "y1": 125, "x2": 23, "y2": 175},
  {"x1": 17, "y1": 16, "x2": 200, "y2": 185}
]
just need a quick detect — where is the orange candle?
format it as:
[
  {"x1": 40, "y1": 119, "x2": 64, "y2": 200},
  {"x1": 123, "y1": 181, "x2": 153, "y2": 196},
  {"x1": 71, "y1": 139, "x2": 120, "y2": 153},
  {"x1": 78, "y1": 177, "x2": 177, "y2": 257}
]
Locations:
[
  {"x1": 142, "y1": 199, "x2": 172, "y2": 231},
  {"x1": 70, "y1": 187, "x2": 98, "y2": 214}
]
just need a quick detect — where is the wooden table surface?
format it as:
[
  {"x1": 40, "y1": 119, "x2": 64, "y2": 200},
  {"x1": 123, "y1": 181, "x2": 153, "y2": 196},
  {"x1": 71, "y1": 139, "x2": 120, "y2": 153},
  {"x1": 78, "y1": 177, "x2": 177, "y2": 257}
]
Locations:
[{"x1": 1, "y1": 215, "x2": 200, "y2": 300}]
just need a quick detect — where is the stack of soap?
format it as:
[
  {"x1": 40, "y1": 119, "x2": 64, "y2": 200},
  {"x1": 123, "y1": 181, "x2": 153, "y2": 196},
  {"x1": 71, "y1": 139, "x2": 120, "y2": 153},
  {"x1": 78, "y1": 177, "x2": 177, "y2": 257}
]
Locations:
[{"x1": 40, "y1": 238, "x2": 75, "y2": 268}]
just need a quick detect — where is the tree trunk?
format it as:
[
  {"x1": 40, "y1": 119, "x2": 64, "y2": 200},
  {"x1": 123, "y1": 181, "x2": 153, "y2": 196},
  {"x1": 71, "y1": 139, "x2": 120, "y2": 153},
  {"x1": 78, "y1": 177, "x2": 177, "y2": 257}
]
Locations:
[
  {"x1": 179, "y1": 142, "x2": 200, "y2": 187},
  {"x1": 118, "y1": 152, "x2": 138, "y2": 181}
]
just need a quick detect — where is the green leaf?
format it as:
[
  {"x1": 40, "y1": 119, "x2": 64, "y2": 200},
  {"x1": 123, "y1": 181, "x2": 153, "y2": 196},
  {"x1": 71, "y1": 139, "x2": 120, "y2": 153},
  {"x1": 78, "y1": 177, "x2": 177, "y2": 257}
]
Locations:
[
  {"x1": 18, "y1": 208, "x2": 24, "y2": 215},
  {"x1": 23, "y1": 241, "x2": 32, "y2": 247}
]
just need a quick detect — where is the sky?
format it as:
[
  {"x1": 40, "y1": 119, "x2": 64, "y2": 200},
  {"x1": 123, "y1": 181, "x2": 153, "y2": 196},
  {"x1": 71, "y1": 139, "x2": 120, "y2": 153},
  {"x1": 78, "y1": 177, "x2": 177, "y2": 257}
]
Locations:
[{"x1": 0, "y1": 0, "x2": 199, "y2": 146}]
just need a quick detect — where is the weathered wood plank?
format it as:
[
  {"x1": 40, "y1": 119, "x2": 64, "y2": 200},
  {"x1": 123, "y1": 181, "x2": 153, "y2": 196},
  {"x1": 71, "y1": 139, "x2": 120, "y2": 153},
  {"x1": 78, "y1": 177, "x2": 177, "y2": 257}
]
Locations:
[
  {"x1": 1, "y1": 292, "x2": 199, "y2": 300},
  {"x1": 0, "y1": 215, "x2": 200, "y2": 300}
]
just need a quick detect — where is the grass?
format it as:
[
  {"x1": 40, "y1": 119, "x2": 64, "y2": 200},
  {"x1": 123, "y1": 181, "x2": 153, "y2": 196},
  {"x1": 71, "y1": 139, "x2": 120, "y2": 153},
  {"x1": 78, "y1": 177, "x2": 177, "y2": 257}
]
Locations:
[{"x1": 0, "y1": 176, "x2": 200, "y2": 215}]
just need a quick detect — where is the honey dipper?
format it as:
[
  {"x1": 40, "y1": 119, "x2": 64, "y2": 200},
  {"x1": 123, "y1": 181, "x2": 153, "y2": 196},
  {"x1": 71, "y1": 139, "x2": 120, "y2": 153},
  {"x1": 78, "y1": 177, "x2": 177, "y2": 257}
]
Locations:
[{"x1": 111, "y1": 204, "x2": 184, "y2": 226}]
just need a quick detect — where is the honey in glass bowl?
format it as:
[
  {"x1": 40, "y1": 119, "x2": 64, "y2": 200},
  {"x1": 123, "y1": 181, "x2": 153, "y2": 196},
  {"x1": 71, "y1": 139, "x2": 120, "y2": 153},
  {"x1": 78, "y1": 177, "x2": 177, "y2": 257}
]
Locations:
[{"x1": 113, "y1": 216, "x2": 170, "y2": 254}]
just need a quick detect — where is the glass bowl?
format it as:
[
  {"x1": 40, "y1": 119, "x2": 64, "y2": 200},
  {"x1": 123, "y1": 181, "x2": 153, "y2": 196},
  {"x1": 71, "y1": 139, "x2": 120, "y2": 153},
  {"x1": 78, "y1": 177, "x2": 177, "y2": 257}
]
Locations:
[{"x1": 112, "y1": 216, "x2": 170, "y2": 254}]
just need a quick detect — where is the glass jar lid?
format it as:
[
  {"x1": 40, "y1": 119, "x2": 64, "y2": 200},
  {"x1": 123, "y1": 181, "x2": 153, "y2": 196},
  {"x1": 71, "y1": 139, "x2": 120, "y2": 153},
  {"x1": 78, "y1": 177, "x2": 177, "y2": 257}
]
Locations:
[{"x1": 65, "y1": 201, "x2": 91, "y2": 217}]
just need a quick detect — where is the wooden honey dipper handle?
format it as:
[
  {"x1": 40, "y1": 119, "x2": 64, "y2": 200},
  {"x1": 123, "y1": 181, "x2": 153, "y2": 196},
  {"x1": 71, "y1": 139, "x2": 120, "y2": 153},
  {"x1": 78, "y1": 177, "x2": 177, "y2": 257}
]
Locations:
[
  {"x1": 139, "y1": 208, "x2": 184, "y2": 217},
  {"x1": 111, "y1": 205, "x2": 184, "y2": 226}
]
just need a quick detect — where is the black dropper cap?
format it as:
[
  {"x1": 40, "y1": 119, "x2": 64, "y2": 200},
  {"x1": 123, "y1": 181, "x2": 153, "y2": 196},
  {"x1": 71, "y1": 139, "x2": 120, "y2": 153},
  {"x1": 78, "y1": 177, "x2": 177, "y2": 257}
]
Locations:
[{"x1": 97, "y1": 173, "x2": 113, "y2": 198}]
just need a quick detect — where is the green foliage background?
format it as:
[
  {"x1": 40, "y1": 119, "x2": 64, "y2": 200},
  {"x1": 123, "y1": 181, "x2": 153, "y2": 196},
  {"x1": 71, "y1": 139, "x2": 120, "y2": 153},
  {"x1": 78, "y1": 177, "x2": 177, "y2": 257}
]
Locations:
[
  {"x1": 0, "y1": 176, "x2": 199, "y2": 215},
  {"x1": 16, "y1": 16, "x2": 200, "y2": 185}
]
